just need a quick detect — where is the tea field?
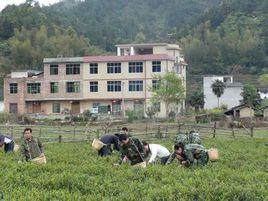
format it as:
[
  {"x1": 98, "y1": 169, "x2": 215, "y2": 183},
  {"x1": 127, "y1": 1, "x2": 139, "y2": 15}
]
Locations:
[{"x1": 0, "y1": 137, "x2": 267, "y2": 200}]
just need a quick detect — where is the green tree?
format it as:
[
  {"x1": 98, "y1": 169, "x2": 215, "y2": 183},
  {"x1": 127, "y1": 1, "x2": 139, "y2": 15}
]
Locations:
[
  {"x1": 188, "y1": 89, "x2": 205, "y2": 112},
  {"x1": 149, "y1": 72, "x2": 185, "y2": 118},
  {"x1": 258, "y1": 74, "x2": 268, "y2": 86},
  {"x1": 211, "y1": 79, "x2": 226, "y2": 108},
  {"x1": 241, "y1": 84, "x2": 262, "y2": 111}
]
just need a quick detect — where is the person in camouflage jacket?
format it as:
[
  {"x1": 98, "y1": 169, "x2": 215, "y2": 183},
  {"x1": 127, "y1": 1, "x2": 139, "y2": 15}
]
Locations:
[
  {"x1": 118, "y1": 134, "x2": 145, "y2": 165},
  {"x1": 188, "y1": 130, "x2": 202, "y2": 144},
  {"x1": 19, "y1": 128, "x2": 44, "y2": 162},
  {"x1": 166, "y1": 143, "x2": 208, "y2": 166},
  {"x1": 174, "y1": 131, "x2": 202, "y2": 145}
]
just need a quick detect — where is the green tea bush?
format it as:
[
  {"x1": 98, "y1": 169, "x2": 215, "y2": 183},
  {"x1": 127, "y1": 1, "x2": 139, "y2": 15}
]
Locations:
[{"x1": 0, "y1": 137, "x2": 267, "y2": 200}]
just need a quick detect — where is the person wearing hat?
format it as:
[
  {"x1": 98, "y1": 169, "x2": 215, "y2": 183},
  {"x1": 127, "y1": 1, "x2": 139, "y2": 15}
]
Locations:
[
  {"x1": 142, "y1": 141, "x2": 171, "y2": 165},
  {"x1": 166, "y1": 142, "x2": 209, "y2": 167},
  {"x1": 19, "y1": 128, "x2": 45, "y2": 162},
  {"x1": 98, "y1": 134, "x2": 120, "y2": 157},
  {"x1": 0, "y1": 134, "x2": 15, "y2": 153},
  {"x1": 118, "y1": 134, "x2": 145, "y2": 165}
]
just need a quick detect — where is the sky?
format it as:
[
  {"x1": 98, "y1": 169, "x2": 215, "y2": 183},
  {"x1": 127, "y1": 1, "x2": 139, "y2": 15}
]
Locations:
[{"x1": 0, "y1": 0, "x2": 61, "y2": 11}]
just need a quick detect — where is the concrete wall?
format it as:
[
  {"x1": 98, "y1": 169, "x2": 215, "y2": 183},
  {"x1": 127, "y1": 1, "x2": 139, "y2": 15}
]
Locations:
[{"x1": 204, "y1": 76, "x2": 242, "y2": 109}]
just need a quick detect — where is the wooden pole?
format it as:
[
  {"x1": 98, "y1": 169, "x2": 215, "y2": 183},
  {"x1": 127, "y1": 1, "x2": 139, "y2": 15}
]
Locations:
[
  {"x1": 165, "y1": 126, "x2": 168, "y2": 138},
  {"x1": 250, "y1": 126, "x2": 253, "y2": 137},
  {"x1": 213, "y1": 122, "x2": 216, "y2": 138},
  {"x1": 59, "y1": 135, "x2": 62, "y2": 143},
  {"x1": 11, "y1": 127, "x2": 14, "y2": 139},
  {"x1": 231, "y1": 125, "x2": 235, "y2": 137},
  {"x1": 73, "y1": 127, "x2": 76, "y2": 140},
  {"x1": 145, "y1": 121, "x2": 148, "y2": 135},
  {"x1": 157, "y1": 125, "x2": 161, "y2": 139}
]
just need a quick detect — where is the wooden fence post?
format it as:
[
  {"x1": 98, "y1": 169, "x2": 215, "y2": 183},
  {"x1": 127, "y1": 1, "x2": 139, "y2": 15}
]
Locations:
[
  {"x1": 39, "y1": 128, "x2": 42, "y2": 138},
  {"x1": 157, "y1": 125, "x2": 161, "y2": 139},
  {"x1": 231, "y1": 125, "x2": 235, "y2": 137},
  {"x1": 165, "y1": 126, "x2": 168, "y2": 138},
  {"x1": 59, "y1": 135, "x2": 62, "y2": 143},
  {"x1": 146, "y1": 121, "x2": 148, "y2": 135},
  {"x1": 11, "y1": 127, "x2": 14, "y2": 139},
  {"x1": 73, "y1": 127, "x2": 76, "y2": 140},
  {"x1": 213, "y1": 122, "x2": 216, "y2": 138},
  {"x1": 250, "y1": 126, "x2": 254, "y2": 137}
]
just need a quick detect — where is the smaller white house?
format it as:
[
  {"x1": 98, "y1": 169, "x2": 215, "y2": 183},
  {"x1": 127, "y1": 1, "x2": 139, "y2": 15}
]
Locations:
[
  {"x1": 258, "y1": 88, "x2": 268, "y2": 99},
  {"x1": 203, "y1": 75, "x2": 243, "y2": 109}
]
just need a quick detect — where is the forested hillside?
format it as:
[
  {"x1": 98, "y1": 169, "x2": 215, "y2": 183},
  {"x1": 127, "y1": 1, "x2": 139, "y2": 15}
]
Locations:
[{"x1": 0, "y1": 0, "x2": 267, "y2": 97}]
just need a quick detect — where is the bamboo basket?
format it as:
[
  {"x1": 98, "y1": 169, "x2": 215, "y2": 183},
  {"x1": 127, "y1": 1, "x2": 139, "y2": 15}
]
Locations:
[
  {"x1": 208, "y1": 148, "x2": 219, "y2": 161},
  {"x1": 92, "y1": 139, "x2": 105, "y2": 151},
  {"x1": 13, "y1": 144, "x2": 20, "y2": 152},
  {"x1": 133, "y1": 161, "x2": 147, "y2": 168},
  {"x1": 32, "y1": 155, "x2": 47, "y2": 164}
]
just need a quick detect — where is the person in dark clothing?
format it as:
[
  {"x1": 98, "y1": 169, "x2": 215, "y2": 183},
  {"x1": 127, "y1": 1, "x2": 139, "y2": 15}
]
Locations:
[
  {"x1": 0, "y1": 134, "x2": 15, "y2": 153},
  {"x1": 98, "y1": 134, "x2": 120, "y2": 157}
]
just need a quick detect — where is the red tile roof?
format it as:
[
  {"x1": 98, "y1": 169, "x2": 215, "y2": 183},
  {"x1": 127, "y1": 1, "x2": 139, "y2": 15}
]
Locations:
[{"x1": 83, "y1": 54, "x2": 175, "y2": 63}]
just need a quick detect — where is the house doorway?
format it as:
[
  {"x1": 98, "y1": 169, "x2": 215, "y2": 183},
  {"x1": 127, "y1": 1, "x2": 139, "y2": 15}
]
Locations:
[{"x1": 71, "y1": 101, "x2": 80, "y2": 114}]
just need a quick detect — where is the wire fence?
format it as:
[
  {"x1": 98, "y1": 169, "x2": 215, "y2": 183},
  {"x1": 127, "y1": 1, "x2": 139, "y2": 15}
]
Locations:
[{"x1": 1, "y1": 122, "x2": 267, "y2": 144}]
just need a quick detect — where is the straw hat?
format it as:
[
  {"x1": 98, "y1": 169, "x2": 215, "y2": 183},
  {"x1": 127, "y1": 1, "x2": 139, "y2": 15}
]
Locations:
[
  {"x1": 208, "y1": 148, "x2": 219, "y2": 161},
  {"x1": 13, "y1": 144, "x2": 20, "y2": 152},
  {"x1": 92, "y1": 139, "x2": 105, "y2": 151},
  {"x1": 32, "y1": 155, "x2": 47, "y2": 164},
  {"x1": 133, "y1": 161, "x2": 147, "y2": 168}
]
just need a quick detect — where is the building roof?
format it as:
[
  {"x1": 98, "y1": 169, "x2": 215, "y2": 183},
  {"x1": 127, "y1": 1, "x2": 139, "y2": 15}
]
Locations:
[
  {"x1": 257, "y1": 87, "x2": 268, "y2": 93},
  {"x1": 225, "y1": 82, "x2": 243, "y2": 87},
  {"x1": 224, "y1": 104, "x2": 251, "y2": 115},
  {"x1": 43, "y1": 57, "x2": 83, "y2": 64},
  {"x1": 83, "y1": 54, "x2": 175, "y2": 63},
  {"x1": 115, "y1": 43, "x2": 169, "y2": 47}
]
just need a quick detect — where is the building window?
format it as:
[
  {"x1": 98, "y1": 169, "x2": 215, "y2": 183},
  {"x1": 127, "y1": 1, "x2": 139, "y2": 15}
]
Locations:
[
  {"x1": 129, "y1": 62, "x2": 143, "y2": 73},
  {"x1": 9, "y1": 83, "x2": 18, "y2": 94},
  {"x1": 66, "y1": 64, "x2": 80, "y2": 75},
  {"x1": 152, "y1": 80, "x2": 160, "y2": 90},
  {"x1": 152, "y1": 61, "x2": 161, "y2": 72},
  {"x1": 129, "y1": 80, "x2": 143, "y2": 91},
  {"x1": 107, "y1": 63, "x2": 121, "y2": 74},
  {"x1": 52, "y1": 103, "x2": 60, "y2": 113},
  {"x1": 90, "y1": 63, "x2": 98, "y2": 74},
  {"x1": 107, "y1": 81, "x2": 121, "y2": 92},
  {"x1": 50, "y1": 82, "x2": 59, "y2": 93},
  {"x1": 50, "y1": 64, "x2": 58, "y2": 75},
  {"x1": 9, "y1": 103, "x2": 18, "y2": 114},
  {"x1": 27, "y1": 83, "x2": 41, "y2": 94},
  {"x1": 66, "y1": 82, "x2": 80, "y2": 93},
  {"x1": 90, "y1": 81, "x2": 98, "y2": 92}
]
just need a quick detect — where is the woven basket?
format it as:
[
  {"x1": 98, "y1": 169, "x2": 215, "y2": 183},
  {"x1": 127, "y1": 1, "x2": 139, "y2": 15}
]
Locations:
[
  {"x1": 13, "y1": 144, "x2": 20, "y2": 152},
  {"x1": 133, "y1": 161, "x2": 147, "y2": 168},
  {"x1": 208, "y1": 148, "x2": 219, "y2": 161},
  {"x1": 32, "y1": 155, "x2": 47, "y2": 164},
  {"x1": 92, "y1": 139, "x2": 105, "y2": 151}
]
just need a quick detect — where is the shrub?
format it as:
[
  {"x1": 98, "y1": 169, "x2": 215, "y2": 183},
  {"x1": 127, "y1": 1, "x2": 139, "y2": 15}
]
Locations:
[
  {"x1": 208, "y1": 108, "x2": 225, "y2": 121},
  {"x1": 125, "y1": 109, "x2": 136, "y2": 123}
]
